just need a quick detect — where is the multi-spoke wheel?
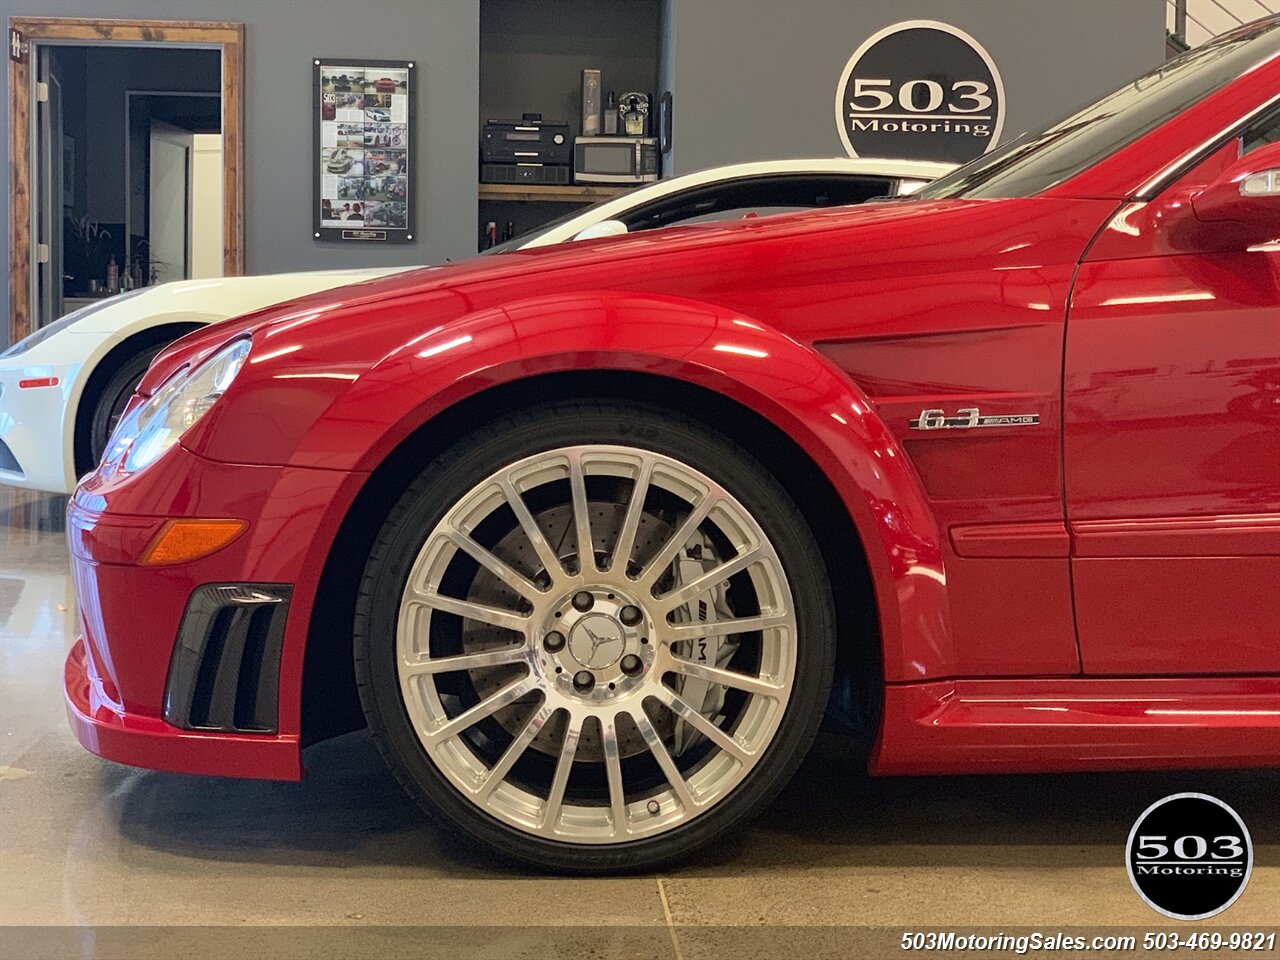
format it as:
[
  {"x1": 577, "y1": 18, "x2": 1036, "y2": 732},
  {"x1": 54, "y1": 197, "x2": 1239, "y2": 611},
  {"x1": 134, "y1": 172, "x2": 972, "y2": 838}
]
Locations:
[{"x1": 355, "y1": 401, "x2": 835, "y2": 872}]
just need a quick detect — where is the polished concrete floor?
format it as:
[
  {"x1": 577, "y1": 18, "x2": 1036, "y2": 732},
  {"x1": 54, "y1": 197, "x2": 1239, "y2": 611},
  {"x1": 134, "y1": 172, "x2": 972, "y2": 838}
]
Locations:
[{"x1": 1, "y1": 485, "x2": 1276, "y2": 958}]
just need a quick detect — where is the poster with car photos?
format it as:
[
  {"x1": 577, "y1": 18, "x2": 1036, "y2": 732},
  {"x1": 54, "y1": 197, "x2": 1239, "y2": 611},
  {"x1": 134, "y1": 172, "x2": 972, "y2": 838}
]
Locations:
[{"x1": 314, "y1": 58, "x2": 414, "y2": 242}]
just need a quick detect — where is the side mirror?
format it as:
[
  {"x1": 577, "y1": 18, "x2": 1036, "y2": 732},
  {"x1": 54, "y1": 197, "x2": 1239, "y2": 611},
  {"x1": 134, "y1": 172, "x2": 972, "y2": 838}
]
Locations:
[
  {"x1": 571, "y1": 220, "x2": 629, "y2": 242},
  {"x1": 1190, "y1": 142, "x2": 1280, "y2": 245}
]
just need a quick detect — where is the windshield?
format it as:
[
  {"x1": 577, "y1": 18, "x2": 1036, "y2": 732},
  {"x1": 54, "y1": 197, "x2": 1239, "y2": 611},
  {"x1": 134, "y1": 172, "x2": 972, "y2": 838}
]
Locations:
[
  {"x1": 480, "y1": 198, "x2": 620, "y2": 255},
  {"x1": 916, "y1": 18, "x2": 1280, "y2": 200}
]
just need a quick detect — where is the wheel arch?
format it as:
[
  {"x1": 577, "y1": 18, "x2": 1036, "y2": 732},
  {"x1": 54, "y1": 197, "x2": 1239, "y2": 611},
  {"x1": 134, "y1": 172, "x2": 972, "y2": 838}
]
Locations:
[
  {"x1": 294, "y1": 288, "x2": 951, "y2": 749},
  {"x1": 300, "y1": 369, "x2": 889, "y2": 748}
]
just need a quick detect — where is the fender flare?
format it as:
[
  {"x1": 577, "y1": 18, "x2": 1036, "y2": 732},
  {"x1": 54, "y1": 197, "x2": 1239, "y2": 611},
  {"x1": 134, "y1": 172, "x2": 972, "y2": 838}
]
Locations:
[{"x1": 287, "y1": 290, "x2": 950, "y2": 682}]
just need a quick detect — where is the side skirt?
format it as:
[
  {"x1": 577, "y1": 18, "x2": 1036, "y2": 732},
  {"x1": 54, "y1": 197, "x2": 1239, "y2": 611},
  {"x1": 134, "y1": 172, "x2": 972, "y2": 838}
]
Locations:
[{"x1": 871, "y1": 676, "x2": 1280, "y2": 775}]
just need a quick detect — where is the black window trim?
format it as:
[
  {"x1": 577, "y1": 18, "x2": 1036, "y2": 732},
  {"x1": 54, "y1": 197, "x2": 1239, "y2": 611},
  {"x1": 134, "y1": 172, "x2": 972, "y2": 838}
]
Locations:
[
  {"x1": 1135, "y1": 90, "x2": 1280, "y2": 200},
  {"x1": 616, "y1": 172, "x2": 897, "y2": 231}
]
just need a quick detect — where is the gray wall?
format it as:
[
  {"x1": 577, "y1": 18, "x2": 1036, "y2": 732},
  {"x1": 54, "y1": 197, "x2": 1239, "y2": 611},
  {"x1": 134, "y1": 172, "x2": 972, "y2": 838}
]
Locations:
[
  {"x1": 3, "y1": 0, "x2": 1170, "y2": 301},
  {"x1": 661, "y1": 0, "x2": 1168, "y2": 174},
  {"x1": 0, "y1": 0, "x2": 479, "y2": 284}
]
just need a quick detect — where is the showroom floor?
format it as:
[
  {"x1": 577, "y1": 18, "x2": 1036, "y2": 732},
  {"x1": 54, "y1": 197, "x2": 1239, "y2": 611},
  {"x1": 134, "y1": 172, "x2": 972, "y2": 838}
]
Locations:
[{"x1": 1, "y1": 484, "x2": 1276, "y2": 958}]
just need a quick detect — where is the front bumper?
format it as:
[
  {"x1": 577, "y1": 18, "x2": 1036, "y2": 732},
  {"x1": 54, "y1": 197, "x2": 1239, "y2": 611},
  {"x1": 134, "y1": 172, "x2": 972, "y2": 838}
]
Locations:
[
  {"x1": 64, "y1": 636, "x2": 300, "y2": 780},
  {"x1": 65, "y1": 442, "x2": 361, "y2": 781},
  {"x1": 0, "y1": 358, "x2": 80, "y2": 493}
]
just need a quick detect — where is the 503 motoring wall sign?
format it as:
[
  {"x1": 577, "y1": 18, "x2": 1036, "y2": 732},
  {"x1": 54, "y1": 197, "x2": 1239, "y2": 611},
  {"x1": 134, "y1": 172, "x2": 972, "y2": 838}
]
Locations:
[{"x1": 835, "y1": 20, "x2": 1005, "y2": 164}]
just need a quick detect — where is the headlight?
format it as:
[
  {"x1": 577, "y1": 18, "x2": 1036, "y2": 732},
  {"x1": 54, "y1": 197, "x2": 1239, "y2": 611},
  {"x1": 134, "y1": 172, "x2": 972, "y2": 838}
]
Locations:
[
  {"x1": 104, "y1": 338, "x2": 250, "y2": 473},
  {"x1": 0, "y1": 289, "x2": 148, "y2": 359}
]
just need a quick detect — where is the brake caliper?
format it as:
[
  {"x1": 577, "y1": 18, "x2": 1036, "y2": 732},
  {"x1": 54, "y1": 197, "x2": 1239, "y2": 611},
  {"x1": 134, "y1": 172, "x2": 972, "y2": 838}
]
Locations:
[{"x1": 669, "y1": 533, "x2": 738, "y2": 756}]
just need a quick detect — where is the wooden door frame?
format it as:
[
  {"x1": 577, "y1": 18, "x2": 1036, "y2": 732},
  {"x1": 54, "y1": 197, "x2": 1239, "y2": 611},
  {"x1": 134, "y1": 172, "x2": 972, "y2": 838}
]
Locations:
[{"x1": 7, "y1": 17, "x2": 244, "y2": 345}]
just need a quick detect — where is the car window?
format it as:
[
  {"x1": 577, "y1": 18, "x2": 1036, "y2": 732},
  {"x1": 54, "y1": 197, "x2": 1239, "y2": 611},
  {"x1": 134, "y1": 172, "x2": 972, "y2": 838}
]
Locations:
[
  {"x1": 916, "y1": 19, "x2": 1280, "y2": 200},
  {"x1": 1242, "y1": 109, "x2": 1280, "y2": 155},
  {"x1": 619, "y1": 175, "x2": 896, "y2": 232},
  {"x1": 482, "y1": 173, "x2": 905, "y2": 255}
]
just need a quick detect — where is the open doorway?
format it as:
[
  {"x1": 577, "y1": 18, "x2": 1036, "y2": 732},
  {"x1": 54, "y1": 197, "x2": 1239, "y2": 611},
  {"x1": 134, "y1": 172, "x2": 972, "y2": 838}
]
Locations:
[
  {"x1": 7, "y1": 18, "x2": 244, "y2": 346},
  {"x1": 127, "y1": 91, "x2": 224, "y2": 287}
]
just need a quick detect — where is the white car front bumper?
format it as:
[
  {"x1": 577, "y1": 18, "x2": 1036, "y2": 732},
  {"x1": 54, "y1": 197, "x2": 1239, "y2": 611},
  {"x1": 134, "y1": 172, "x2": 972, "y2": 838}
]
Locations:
[{"x1": 0, "y1": 357, "x2": 81, "y2": 494}]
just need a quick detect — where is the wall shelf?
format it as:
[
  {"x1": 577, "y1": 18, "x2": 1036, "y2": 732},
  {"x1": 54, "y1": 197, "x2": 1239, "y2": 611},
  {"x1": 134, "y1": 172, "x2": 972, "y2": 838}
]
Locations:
[{"x1": 478, "y1": 182, "x2": 636, "y2": 203}]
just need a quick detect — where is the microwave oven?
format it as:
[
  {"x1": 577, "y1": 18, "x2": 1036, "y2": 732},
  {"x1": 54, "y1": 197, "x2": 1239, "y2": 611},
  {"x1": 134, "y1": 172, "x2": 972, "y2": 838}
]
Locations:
[{"x1": 574, "y1": 137, "x2": 659, "y2": 184}]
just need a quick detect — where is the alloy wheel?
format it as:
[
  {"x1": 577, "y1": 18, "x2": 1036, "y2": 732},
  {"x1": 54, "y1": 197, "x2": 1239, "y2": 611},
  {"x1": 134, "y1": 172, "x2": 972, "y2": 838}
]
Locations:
[{"x1": 395, "y1": 444, "x2": 798, "y2": 843}]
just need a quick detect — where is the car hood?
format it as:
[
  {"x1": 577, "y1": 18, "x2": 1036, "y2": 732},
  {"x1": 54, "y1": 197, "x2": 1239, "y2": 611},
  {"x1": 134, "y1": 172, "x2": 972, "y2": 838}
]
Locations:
[
  {"x1": 143, "y1": 197, "x2": 988, "y2": 391},
  {"x1": 71, "y1": 266, "x2": 416, "y2": 335}
]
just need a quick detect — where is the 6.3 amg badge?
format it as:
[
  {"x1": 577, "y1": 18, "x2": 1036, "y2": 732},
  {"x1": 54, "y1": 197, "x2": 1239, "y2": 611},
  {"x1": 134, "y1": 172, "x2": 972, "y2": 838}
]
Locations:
[{"x1": 909, "y1": 407, "x2": 1039, "y2": 430}]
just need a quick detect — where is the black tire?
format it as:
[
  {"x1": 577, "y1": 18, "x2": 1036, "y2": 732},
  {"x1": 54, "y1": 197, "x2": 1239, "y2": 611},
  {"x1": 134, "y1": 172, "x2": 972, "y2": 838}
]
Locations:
[
  {"x1": 353, "y1": 400, "x2": 837, "y2": 873},
  {"x1": 87, "y1": 343, "x2": 165, "y2": 467}
]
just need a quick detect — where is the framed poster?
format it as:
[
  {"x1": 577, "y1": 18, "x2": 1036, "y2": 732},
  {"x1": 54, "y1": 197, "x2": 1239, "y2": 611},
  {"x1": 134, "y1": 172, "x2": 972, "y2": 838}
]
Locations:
[{"x1": 313, "y1": 58, "x2": 415, "y2": 242}]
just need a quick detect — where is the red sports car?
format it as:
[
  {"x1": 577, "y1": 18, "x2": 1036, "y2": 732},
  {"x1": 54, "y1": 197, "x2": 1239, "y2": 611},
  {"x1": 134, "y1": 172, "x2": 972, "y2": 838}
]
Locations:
[{"x1": 67, "y1": 19, "x2": 1279, "y2": 872}]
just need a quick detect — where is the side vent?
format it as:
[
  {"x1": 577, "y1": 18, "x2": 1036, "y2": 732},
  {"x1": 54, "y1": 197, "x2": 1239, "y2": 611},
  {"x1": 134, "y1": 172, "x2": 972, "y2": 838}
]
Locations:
[{"x1": 164, "y1": 584, "x2": 292, "y2": 733}]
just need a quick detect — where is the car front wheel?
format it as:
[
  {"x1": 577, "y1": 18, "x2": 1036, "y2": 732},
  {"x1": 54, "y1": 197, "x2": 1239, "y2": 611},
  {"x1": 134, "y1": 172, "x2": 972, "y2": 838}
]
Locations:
[{"x1": 354, "y1": 401, "x2": 836, "y2": 872}]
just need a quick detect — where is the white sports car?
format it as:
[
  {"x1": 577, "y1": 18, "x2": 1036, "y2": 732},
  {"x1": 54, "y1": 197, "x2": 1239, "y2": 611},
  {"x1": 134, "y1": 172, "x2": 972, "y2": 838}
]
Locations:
[{"x1": 0, "y1": 157, "x2": 949, "y2": 493}]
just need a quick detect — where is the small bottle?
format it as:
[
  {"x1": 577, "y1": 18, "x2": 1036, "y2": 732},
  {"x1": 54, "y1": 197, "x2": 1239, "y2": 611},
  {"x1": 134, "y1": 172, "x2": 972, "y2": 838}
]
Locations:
[
  {"x1": 485, "y1": 221, "x2": 497, "y2": 249},
  {"x1": 603, "y1": 92, "x2": 618, "y2": 135},
  {"x1": 504, "y1": 220, "x2": 514, "y2": 242},
  {"x1": 106, "y1": 256, "x2": 119, "y2": 294}
]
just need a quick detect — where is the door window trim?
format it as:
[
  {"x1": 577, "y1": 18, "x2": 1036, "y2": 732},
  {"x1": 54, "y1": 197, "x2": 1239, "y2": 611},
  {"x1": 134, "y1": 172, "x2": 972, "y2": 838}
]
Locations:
[{"x1": 1135, "y1": 91, "x2": 1280, "y2": 199}]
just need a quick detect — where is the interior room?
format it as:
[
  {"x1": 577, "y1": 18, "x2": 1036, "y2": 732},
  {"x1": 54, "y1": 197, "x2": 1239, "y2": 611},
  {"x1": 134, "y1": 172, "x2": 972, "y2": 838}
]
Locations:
[{"x1": 31, "y1": 44, "x2": 222, "y2": 326}]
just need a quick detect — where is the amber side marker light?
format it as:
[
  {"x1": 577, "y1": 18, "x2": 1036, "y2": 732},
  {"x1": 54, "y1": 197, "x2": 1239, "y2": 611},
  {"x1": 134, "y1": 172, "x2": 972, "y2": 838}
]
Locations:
[{"x1": 141, "y1": 519, "x2": 248, "y2": 566}]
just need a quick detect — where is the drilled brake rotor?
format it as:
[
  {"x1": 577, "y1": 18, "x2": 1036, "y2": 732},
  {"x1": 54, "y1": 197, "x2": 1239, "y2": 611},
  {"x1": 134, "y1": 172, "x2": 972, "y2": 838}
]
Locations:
[{"x1": 463, "y1": 502, "x2": 677, "y2": 761}]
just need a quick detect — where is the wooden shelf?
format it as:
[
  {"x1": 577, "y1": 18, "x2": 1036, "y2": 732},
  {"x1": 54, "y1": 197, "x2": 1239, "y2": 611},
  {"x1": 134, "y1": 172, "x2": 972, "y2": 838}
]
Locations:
[{"x1": 478, "y1": 182, "x2": 636, "y2": 203}]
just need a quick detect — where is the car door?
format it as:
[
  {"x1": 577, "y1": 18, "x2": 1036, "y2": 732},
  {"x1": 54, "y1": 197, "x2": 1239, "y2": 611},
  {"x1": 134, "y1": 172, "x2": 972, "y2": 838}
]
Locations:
[
  {"x1": 1065, "y1": 111, "x2": 1280, "y2": 674},
  {"x1": 617, "y1": 175, "x2": 902, "y2": 233}
]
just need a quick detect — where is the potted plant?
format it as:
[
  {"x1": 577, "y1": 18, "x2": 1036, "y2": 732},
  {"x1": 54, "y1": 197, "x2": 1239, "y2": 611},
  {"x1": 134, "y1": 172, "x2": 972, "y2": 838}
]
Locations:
[
  {"x1": 131, "y1": 239, "x2": 170, "y2": 288},
  {"x1": 66, "y1": 215, "x2": 114, "y2": 295}
]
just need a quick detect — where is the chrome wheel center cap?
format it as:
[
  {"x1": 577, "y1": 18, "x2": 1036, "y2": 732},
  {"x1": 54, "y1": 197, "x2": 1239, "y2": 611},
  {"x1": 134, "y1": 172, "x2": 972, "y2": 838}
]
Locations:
[{"x1": 568, "y1": 613, "x2": 626, "y2": 669}]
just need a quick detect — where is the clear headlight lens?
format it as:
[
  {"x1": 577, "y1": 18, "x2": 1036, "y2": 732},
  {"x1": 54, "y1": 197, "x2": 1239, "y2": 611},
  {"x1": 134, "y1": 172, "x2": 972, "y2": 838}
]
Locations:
[{"x1": 105, "y1": 338, "x2": 251, "y2": 473}]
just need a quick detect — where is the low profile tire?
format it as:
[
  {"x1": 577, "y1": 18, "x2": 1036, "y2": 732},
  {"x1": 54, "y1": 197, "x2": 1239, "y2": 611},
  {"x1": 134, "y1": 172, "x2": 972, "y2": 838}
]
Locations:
[
  {"x1": 354, "y1": 401, "x2": 836, "y2": 873},
  {"x1": 87, "y1": 343, "x2": 165, "y2": 467}
]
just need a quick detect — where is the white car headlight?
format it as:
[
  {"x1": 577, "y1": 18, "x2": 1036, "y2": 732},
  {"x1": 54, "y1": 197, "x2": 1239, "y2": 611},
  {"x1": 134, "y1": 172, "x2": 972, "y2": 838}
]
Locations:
[{"x1": 105, "y1": 338, "x2": 251, "y2": 473}]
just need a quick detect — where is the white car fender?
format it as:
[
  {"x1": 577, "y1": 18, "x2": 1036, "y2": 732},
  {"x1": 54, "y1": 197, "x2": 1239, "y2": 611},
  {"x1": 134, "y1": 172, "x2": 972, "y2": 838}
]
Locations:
[{"x1": 1, "y1": 268, "x2": 409, "y2": 493}]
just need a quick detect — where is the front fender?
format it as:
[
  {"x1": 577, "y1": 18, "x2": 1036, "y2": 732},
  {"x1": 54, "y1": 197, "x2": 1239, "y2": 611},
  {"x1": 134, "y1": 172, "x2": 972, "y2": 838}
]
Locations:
[
  {"x1": 277, "y1": 291, "x2": 950, "y2": 682},
  {"x1": 0, "y1": 311, "x2": 219, "y2": 493}
]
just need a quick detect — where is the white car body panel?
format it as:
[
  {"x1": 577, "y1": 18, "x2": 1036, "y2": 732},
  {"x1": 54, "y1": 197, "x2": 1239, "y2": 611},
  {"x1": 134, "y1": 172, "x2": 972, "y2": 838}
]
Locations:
[
  {"x1": 0, "y1": 157, "x2": 952, "y2": 494},
  {"x1": 0, "y1": 268, "x2": 407, "y2": 493}
]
